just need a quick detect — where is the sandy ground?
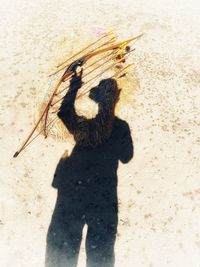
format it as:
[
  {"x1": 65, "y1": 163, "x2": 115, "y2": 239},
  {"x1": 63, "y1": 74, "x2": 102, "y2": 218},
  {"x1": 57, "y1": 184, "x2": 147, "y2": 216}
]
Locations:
[{"x1": 0, "y1": 0, "x2": 200, "y2": 266}]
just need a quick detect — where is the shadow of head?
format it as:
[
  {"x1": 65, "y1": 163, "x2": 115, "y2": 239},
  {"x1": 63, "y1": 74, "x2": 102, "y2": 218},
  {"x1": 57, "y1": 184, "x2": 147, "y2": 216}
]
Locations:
[{"x1": 89, "y1": 78, "x2": 121, "y2": 109}]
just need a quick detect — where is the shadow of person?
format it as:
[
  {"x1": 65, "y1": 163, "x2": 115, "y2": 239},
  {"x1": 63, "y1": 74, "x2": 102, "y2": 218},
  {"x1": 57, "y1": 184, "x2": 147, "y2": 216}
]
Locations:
[{"x1": 45, "y1": 72, "x2": 134, "y2": 267}]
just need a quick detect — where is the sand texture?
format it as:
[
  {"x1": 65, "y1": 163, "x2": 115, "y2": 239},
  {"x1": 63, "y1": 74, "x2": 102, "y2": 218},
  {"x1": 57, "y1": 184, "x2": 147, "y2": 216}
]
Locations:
[{"x1": 0, "y1": 0, "x2": 200, "y2": 266}]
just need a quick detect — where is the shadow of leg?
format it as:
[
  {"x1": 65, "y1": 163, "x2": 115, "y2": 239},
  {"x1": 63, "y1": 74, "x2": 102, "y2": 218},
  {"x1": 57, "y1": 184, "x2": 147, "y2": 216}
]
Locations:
[
  {"x1": 45, "y1": 210, "x2": 84, "y2": 267},
  {"x1": 86, "y1": 214, "x2": 117, "y2": 267}
]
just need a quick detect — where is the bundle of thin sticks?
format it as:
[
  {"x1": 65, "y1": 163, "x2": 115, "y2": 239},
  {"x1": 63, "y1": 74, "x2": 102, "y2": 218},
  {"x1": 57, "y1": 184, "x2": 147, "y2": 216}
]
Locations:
[{"x1": 13, "y1": 31, "x2": 143, "y2": 157}]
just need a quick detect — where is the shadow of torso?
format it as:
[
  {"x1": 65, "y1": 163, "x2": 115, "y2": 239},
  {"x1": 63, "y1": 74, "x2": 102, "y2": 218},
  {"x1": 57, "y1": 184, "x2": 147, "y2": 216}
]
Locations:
[{"x1": 46, "y1": 117, "x2": 133, "y2": 267}]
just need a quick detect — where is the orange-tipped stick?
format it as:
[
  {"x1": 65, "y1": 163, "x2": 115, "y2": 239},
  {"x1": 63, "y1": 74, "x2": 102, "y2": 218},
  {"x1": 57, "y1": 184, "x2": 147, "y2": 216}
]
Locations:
[
  {"x1": 114, "y1": 64, "x2": 133, "y2": 78},
  {"x1": 49, "y1": 36, "x2": 118, "y2": 77},
  {"x1": 83, "y1": 33, "x2": 143, "y2": 63},
  {"x1": 61, "y1": 33, "x2": 143, "y2": 81},
  {"x1": 56, "y1": 31, "x2": 115, "y2": 68}
]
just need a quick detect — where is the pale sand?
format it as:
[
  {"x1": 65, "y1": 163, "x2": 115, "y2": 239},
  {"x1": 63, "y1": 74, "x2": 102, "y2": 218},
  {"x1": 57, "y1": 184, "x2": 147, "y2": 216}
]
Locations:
[{"x1": 0, "y1": 0, "x2": 200, "y2": 266}]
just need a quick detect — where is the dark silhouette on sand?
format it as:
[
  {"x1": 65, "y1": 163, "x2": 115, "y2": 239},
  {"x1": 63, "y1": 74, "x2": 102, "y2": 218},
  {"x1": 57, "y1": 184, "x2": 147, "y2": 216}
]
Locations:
[{"x1": 45, "y1": 71, "x2": 134, "y2": 267}]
